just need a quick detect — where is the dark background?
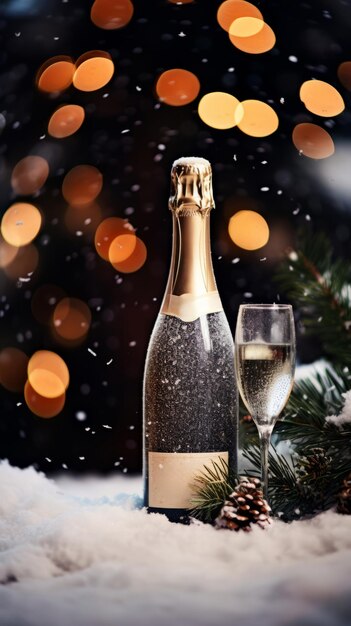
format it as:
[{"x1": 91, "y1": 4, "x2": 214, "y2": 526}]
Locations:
[{"x1": 1, "y1": 0, "x2": 351, "y2": 473}]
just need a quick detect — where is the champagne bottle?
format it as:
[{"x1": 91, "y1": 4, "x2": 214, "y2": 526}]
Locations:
[{"x1": 143, "y1": 157, "x2": 238, "y2": 522}]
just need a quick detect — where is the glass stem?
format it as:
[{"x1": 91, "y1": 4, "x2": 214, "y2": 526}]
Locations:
[{"x1": 259, "y1": 427, "x2": 272, "y2": 500}]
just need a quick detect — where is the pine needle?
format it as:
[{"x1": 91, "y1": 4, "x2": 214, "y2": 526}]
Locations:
[{"x1": 189, "y1": 457, "x2": 237, "y2": 522}]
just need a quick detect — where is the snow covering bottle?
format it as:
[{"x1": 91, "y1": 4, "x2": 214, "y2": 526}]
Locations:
[{"x1": 143, "y1": 157, "x2": 238, "y2": 522}]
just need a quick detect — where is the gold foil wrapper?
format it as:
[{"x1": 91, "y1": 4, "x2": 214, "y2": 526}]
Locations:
[
  {"x1": 169, "y1": 156, "x2": 215, "y2": 214},
  {"x1": 162, "y1": 156, "x2": 222, "y2": 320}
]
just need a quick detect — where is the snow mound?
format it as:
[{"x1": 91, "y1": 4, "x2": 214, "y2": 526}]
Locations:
[
  {"x1": 1, "y1": 461, "x2": 351, "y2": 626},
  {"x1": 327, "y1": 389, "x2": 351, "y2": 427}
]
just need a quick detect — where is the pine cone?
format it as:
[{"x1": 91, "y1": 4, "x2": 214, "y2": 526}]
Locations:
[
  {"x1": 215, "y1": 477, "x2": 272, "y2": 532},
  {"x1": 297, "y1": 448, "x2": 332, "y2": 482},
  {"x1": 337, "y1": 474, "x2": 351, "y2": 515}
]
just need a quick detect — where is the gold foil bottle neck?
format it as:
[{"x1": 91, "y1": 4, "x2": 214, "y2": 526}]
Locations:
[{"x1": 169, "y1": 156, "x2": 215, "y2": 215}]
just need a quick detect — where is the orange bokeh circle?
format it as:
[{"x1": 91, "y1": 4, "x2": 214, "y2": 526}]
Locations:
[
  {"x1": 48, "y1": 104, "x2": 85, "y2": 139},
  {"x1": 53, "y1": 297, "x2": 92, "y2": 341},
  {"x1": 300, "y1": 80, "x2": 345, "y2": 117},
  {"x1": 28, "y1": 350, "x2": 70, "y2": 399},
  {"x1": 1, "y1": 203, "x2": 42, "y2": 247},
  {"x1": 24, "y1": 380, "x2": 65, "y2": 418},
  {"x1": 108, "y1": 233, "x2": 137, "y2": 264},
  {"x1": 37, "y1": 56, "x2": 75, "y2": 93},
  {"x1": 11, "y1": 156, "x2": 49, "y2": 195},
  {"x1": 198, "y1": 92, "x2": 244, "y2": 129},
  {"x1": 228, "y1": 210, "x2": 269, "y2": 250},
  {"x1": 156, "y1": 69, "x2": 200, "y2": 106},
  {"x1": 229, "y1": 21, "x2": 276, "y2": 54},
  {"x1": 62, "y1": 165, "x2": 103, "y2": 206},
  {"x1": 217, "y1": 0, "x2": 263, "y2": 31},
  {"x1": 292, "y1": 123, "x2": 335, "y2": 159},
  {"x1": 91, "y1": 0, "x2": 134, "y2": 29},
  {"x1": 94, "y1": 217, "x2": 135, "y2": 260},
  {"x1": 237, "y1": 100, "x2": 279, "y2": 137},
  {"x1": 229, "y1": 16, "x2": 264, "y2": 37},
  {"x1": 111, "y1": 236, "x2": 147, "y2": 273},
  {"x1": 73, "y1": 51, "x2": 115, "y2": 92}
]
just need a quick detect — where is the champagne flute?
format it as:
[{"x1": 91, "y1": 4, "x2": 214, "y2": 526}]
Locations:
[{"x1": 235, "y1": 304, "x2": 296, "y2": 500}]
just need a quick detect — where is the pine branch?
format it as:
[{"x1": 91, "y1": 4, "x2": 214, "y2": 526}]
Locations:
[
  {"x1": 275, "y1": 231, "x2": 351, "y2": 366},
  {"x1": 190, "y1": 443, "x2": 351, "y2": 523},
  {"x1": 275, "y1": 365, "x2": 351, "y2": 452},
  {"x1": 242, "y1": 445, "x2": 341, "y2": 520},
  {"x1": 242, "y1": 446, "x2": 301, "y2": 518},
  {"x1": 189, "y1": 457, "x2": 237, "y2": 522}
]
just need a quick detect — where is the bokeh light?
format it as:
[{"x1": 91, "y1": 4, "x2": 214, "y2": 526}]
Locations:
[
  {"x1": 111, "y1": 236, "x2": 147, "y2": 273},
  {"x1": 28, "y1": 350, "x2": 70, "y2": 399},
  {"x1": 337, "y1": 61, "x2": 351, "y2": 91},
  {"x1": 228, "y1": 210, "x2": 269, "y2": 250},
  {"x1": 62, "y1": 165, "x2": 103, "y2": 206},
  {"x1": 48, "y1": 104, "x2": 85, "y2": 139},
  {"x1": 217, "y1": 0, "x2": 263, "y2": 32},
  {"x1": 94, "y1": 217, "x2": 135, "y2": 260},
  {"x1": 300, "y1": 80, "x2": 345, "y2": 117},
  {"x1": 31, "y1": 284, "x2": 66, "y2": 325},
  {"x1": 168, "y1": 0, "x2": 194, "y2": 4},
  {"x1": 108, "y1": 233, "x2": 137, "y2": 264},
  {"x1": 1, "y1": 203, "x2": 42, "y2": 247},
  {"x1": 3, "y1": 244, "x2": 39, "y2": 279},
  {"x1": 0, "y1": 347, "x2": 28, "y2": 392},
  {"x1": 229, "y1": 21, "x2": 276, "y2": 54},
  {"x1": 292, "y1": 123, "x2": 335, "y2": 159},
  {"x1": 52, "y1": 297, "x2": 92, "y2": 341},
  {"x1": 229, "y1": 16, "x2": 264, "y2": 37},
  {"x1": 156, "y1": 69, "x2": 200, "y2": 106},
  {"x1": 11, "y1": 155, "x2": 49, "y2": 195},
  {"x1": 73, "y1": 51, "x2": 115, "y2": 92},
  {"x1": 91, "y1": 0, "x2": 134, "y2": 29},
  {"x1": 0, "y1": 235, "x2": 18, "y2": 269},
  {"x1": 237, "y1": 100, "x2": 279, "y2": 137},
  {"x1": 37, "y1": 56, "x2": 75, "y2": 93},
  {"x1": 64, "y1": 202, "x2": 102, "y2": 236},
  {"x1": 24, "y1": 380, "x2": 66, "y2": 418},
  {"x1": 198, "y1": 92, "x2": 244, "y2": 129}
]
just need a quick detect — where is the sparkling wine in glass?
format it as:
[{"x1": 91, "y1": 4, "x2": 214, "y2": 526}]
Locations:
[{"x1": 235, "y1": 304, "x2": 296, "y2": 499}]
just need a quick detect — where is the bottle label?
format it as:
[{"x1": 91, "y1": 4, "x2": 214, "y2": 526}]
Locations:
[
  {"x1": 148, "y1": 451, "x2": 228, "y2": 509},
  {"x1": 161, "y1": 291, "x2": 223, "y2": 322}
]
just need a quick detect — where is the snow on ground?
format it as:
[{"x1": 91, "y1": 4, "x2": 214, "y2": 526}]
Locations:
[{"x1": 1, "y1": 461, "x2": 351, "y2": 626}]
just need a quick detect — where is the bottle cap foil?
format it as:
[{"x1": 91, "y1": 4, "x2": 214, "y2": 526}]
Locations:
[{"x1": 169, "y1": 156, "x2": 215, "y2": 214}]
